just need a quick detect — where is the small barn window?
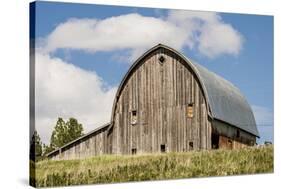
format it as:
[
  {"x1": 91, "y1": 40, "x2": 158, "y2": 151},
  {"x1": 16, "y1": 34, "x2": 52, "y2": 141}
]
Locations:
[
  {"x1": 187, "y1": 103, "x2": 194, "y2": 118},
  {"x1": 189, "y1": 141, "x2": 194, "y2": 150},
  {"x1": 132, "y1": 148, "x2": 137, "y2": 155},
  {"x1": 158, "y1": 55, "x2": 165, "y2": 64},
  {"x1": 131, "y1": 110, "x2": 137, "y2": 125},
  {"x1": 160, "y1": 144, "x2": 166, "y2": 153}
]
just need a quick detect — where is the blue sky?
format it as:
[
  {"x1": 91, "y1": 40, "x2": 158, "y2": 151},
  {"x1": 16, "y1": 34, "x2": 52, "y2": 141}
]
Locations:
[{"x1": 33, "y1": 1, "x2": 273, "y2": 144}]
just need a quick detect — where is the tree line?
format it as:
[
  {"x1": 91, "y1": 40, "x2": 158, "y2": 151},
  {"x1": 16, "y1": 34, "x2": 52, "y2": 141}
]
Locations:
[{"x1": 30, "y1": 117, "x2": 84, "y2": 161}]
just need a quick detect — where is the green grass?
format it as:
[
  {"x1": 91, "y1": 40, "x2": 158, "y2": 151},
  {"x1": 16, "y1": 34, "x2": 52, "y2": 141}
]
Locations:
[{"x1": 33, "y1": 145, "x2": 273, "y2": 187}]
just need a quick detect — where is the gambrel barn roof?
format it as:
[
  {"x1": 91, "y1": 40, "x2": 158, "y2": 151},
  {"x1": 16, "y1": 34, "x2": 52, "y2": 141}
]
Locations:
[{"x1": 109, "y1": 44, "x2": 259, "y2": 137}]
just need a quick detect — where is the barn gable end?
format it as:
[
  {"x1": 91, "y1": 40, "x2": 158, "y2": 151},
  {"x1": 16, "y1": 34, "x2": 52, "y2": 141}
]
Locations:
[{"x1": 108, "y1": 45, "x2": 212, "y2": 154}]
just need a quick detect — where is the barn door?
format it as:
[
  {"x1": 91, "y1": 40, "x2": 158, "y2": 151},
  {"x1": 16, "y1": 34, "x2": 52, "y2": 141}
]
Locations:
[{"x1": 211, "y1": 133, "x2": 219, "y2": 149}]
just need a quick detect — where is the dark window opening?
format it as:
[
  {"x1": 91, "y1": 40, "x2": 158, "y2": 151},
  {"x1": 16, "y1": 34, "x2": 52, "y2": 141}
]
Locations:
[
  {"x1": 131, "y1": 110, "x2": 137, "y2": 125},
  {"x1": 160, "y1": 144, "x2": 166, "y2": 153},
  {"x1": 187, "y1": 103, "x2": 194, "y2": 118},
  {"x1": 189, "y1": 142, "x2": 194, "y2": 150},
  {"x1": 158, "y1": 55, "x2": 165, "y2": 64},
  {"x1": 132, "y1": 148, "x2": 137, "y2": 155},
  {"x1": 236, "y1": 130, "x2": 240, "y2": 138},
  {"x1": 211, "y1": 133, "x2": 219, "y2": 149}
]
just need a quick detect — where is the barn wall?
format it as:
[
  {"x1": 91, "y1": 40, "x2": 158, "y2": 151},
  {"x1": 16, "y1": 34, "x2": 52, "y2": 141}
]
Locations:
[
  {"x1": 111, "y1": 48, "x2": 212, "y2": 155},
  {"x1": 49, "y1": 126, "x2": 108, "y2": 160},
  {"x1": 212, "y1": 120, "x2": 256, "y2": 149}
]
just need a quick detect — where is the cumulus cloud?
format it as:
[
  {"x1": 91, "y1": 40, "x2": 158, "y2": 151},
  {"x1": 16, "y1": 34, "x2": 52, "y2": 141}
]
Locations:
[
  {"x1": 35, "y1": 52, "x2": 117, "y2": 143},
  {"x1": 167, "y1": 10, "x2": 243, "y2": 58},
  {"x1": 43, "y1": 14, "x2": 187, "y2": 61},
  {"x1": 41, "y1": 10, "x2": 243, "y2": 60}
]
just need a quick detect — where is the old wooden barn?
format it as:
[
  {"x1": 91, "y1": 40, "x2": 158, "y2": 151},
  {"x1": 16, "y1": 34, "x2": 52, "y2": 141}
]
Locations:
[{"x1": 47, "y1": 44, "x2": 259, "y2": 160}]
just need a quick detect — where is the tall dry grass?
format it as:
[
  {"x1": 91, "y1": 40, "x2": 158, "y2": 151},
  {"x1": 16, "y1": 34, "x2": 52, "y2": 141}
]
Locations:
[{"x1": 33, "y1": 145, "x2": 273, "y2": 187}]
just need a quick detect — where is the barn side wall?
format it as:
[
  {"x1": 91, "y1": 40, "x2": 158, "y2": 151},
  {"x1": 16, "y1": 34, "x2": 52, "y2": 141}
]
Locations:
[
  {"x1": 212, "y1": 119, "x2": 256, "y2": 150},
  {"x1": 110, "y1": 48, "x2": 212, "y2": 155},
  {"x1": 49, "y1": 126, "x2": 108, "y2": 160}
]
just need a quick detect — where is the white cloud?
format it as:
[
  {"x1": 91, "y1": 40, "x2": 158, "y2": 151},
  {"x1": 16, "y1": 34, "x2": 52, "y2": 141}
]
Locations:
[
  {"x1": 167, "y1": 10, "x2": 244, "y2": 58},
  {"x1": 41, "y1": 11, "x2": 243, "y2": 60},
  {"x1": 198, "y1": 20, "x2": 243, "y2": 58},
  {"x1": 43, "y1": 14, "x2": 187, "y2": 61},
  {"x1": 35, "y1": 52, "x2": 117, "y2": 144}
]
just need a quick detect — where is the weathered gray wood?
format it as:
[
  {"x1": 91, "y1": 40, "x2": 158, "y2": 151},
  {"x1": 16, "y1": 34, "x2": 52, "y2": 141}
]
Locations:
[
  {"x1": 109, "y1": 48, "x2": 211, "y2": 155},
  {"x1": 50, "y1": 125, "x2": 109, "y2": 160}
]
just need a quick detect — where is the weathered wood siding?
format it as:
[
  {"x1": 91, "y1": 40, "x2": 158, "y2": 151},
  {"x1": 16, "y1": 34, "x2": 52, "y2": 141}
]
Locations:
[
  {"x1": 49, "y1": 126, "x2": 108, "y2": 160},
  {"x1": 212, "y1": 120, "x2": 256, "y2": 149},
  {"x1": 110, "y1": 48, "x2": 212, "y2": 155},
  {"x1": 218, "y1": 135, "x2": 250, "y2": 150}
]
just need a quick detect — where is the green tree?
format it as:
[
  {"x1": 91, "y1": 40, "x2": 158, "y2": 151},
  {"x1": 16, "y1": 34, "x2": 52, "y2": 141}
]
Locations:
[
  {"x1": 50, "y1": 117, "x2": 84, "y2": 149},
  {"x1": 67, "y1": 118, "x2": 83, "y2": 142},
  {"x1": 30, "y1": 130, "x2": 43, "y2": 161},
  {"x1": 50, "y1": 118, "x2": 68, "y2": 148},
  {"x1": 42, "y1": 143, "x2": 55, "y2": 156}
]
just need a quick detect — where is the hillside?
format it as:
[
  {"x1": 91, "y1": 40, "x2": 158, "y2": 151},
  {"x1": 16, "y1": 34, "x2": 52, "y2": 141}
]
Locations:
[{"x1": 32, "y1": 145, "x2": 273, "y2": 187}]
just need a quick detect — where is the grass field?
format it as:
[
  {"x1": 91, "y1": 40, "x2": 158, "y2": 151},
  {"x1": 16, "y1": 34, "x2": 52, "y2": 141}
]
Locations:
[{"x1": 32, "y1": 145, "x2": 273, "y2": 187}]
